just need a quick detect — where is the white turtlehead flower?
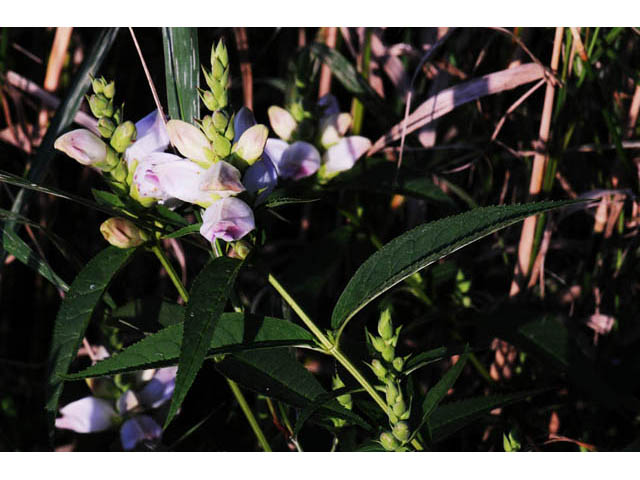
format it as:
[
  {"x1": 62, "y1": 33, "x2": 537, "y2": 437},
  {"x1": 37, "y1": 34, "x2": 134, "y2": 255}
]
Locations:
[{"x1": 54, "y1": 129, "x2": 108, "y2": 166}]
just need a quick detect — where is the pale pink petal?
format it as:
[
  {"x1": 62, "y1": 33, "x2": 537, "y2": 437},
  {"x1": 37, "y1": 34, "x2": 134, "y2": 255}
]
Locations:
[
  {"x1": 278, "y1": 141, "x2": 321, "y2": 180},
  {"x1": 322, "y1": 136, "x2": 372, "y2": 175},
  {"x1": 200, "y1": 198, "x2": 255, "y2": 242},
  {"x1": 55, "y1": 397, "x2": 117, "y2": 433},
  {"x1": 124, "y1": 110, "x2": 170, "y2": 166}
]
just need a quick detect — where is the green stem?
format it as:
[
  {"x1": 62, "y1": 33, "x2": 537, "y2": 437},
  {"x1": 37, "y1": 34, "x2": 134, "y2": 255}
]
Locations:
[
  {"x1": 152, "y1": 242, "x2": 272, "y2": 452},
  {"x1": 267, "y1": 273, "x2": 423, "y2": 451},
  {"x1": 226, "y1": 377, "x2": 272, "y2": 452}
]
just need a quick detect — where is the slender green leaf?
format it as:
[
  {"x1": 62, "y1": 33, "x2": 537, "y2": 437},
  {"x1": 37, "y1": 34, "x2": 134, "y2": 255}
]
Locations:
[
  {"x1": 264, "y1": 190, "x2": 321, "y2": 208},
  {"x1": 162, "y1": 27, "x2": 200, "y2": 123},
  {"x1": 403, "y1": 346, "x2": 449, "y2": 375},
  {"x1": 45, "y1": 246, "x2": 136, "y2": 440},
  {"x1": 429, "y1": 390, "x2": 542, "y2": 443},
  {"x1": 414, "y1": 346, "x2": 469, "y2": 438},
  {"x1": 92, "y1": 189, "x2": 126, "y2": 209},
  {"x1": 331, "y1": 200, "x2": 581, "y2": 332},
  {"x1": 65, "y1": 312, "x2": 315, "y2": 379},
  {"x1": 161, "y1": 224, "x2": 202, "y2": 239},
  {"x1": 216, "y1": 349, "x2": 361, "y2": 425},
  {"x1": 166, "y1": 257, "x2": 242, "y2": 427}
]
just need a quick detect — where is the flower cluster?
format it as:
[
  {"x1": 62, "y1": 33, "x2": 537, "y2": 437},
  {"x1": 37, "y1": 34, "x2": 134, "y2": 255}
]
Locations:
[{"x1": 56, "y1": 364, "x2": 177, "y2": 451}]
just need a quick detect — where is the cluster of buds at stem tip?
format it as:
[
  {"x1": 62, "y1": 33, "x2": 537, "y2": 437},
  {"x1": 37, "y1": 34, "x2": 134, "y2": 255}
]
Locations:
[{"x1": 201, "y1": 40, "x2": 230, "y2": 112}]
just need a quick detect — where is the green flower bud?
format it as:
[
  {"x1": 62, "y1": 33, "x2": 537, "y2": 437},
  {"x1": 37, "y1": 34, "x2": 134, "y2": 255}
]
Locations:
[
  {"x1": 100, "y1": 217, "x2": 147, "y2": 248},
  {"x1": 378, "y1": 307, "x2": 394, "y2": 341},
  {"x1": 392, "y1": 357, "x2": 404, "y2": 373},
  {"x1": 103, "y1": 81, "x2": 116, "y2": 99},
  {"x1": 212, "y1": 58, "x2": 225, "y2": 79},
  {"x1": 385, "y1": 380, "x2": 399, "y2": 406},
  {"x1": 211, "y1": 132, "x2": 232, "y2": 158},
  {"x1": 213, "y1": 40, "x2": 228, "y2": 68},
  {"x1": 392, "y1": 422, "x2": 410, "y2": 443},
  {"x1": 392, "y1": 397, "x2": 407, "y2": 418},
  {"x1": 110, "y1": 120, "x2": 137, "y2": 153},
  {"x1": 92, "y1": 77, "x2": 107, "y2": 95},
  {"x1": 97, "y1": 117, "x2": 116, "y2": 138},
  {"x1": 503, "y1": 430, "x2": 521, "y2": 452},
  {"x1": 212, "y1": 110, "x2": 229, "y2": 133},
  {"x1": 381, "y1": 343, "x2": 395, "y2": 363},
  {"x1": 370, "y1": 359, "x2": 387, "y2": 381},
  {"x1": 232, "y1": 124, "x2": 268, "y2": 164},
  {"x1": 88, "y1": 94, "x2": 111, "y2": 118},
  {"x1": 229, "y1": 240, "x2": 252, "y2": 260},
  {"x1": 370, "y1": 335, "x2": 386, "y2": 354},
  {"x1": 379, "y1": 432, "x2": 399, "y2": 451},
  {"x1": 211, "y1": 82, "x2": 227, "y2": 109},
  {"x1": 201, "y1": 115, "x2": 216, "y2": 142},
  {"x1": 109, "y1": 160, "x2": 128, "y2": 183},
  {"x1": 200, "y1": 90, "x2": 219, "y2": 111}
]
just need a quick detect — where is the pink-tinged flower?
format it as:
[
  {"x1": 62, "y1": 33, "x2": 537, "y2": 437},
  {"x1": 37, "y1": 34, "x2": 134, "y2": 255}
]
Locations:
[
  {"x1": 166, "y1": 119, "x2": 213, "y2": 166},
  {"x1": 55, "y1": 397, "x2": 117, "y2": 433},
  {"x1": 54, "y1": 129, "x2": 108, "y2": 166},
  {"x1": 124, "y1": 110, "x2": 170, "y2": 166},
  {"x1": 322, "y1": 136, "x2": 372, "y2": 175},
  {"x1": 243, "y1": 157, "x2": 278, "y2": 204},
  {"x1": 269, "y1": 141, "x2": 321, "y2": 180},
  {"x1": 133, "y1": 153, "x2": 207, "y2": 205},
  {"x1": 233, "y1": 107, "x2": 256, "y2": 140},
  {"x1": 268, "y1": 105, "x2": 298, "y2": 142},
  {"x1": 200, "y1": 197, "x2": 255, "y2": 242},
  {"x1": 120, "y1": 415, "x2": 163, "y2": 451},
  {"x1": 200, "y1": 161, "x2": 245, "y2": 202}
]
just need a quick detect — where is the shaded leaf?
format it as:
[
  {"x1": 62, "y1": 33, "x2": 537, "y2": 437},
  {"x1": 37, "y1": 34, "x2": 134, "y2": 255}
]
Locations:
[
  {"x1": 331, "y1": 200, "x2": 581, "y2": 332},
  {"x1": 65, "y1": 312, "x2": 315, "y2": 379},
  {"x1": 166, "y1": 257, "x2": 242, "y2": 427},
  {"x1": 45, "y1": 246, "x2": 136, "y2": 439}
]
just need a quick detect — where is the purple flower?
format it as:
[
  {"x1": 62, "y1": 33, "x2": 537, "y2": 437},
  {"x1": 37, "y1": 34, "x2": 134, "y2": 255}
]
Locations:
[
  {"x1": 266, "y1": 139, "x2": 321, "y2": 181},
  {"x1": 124, "y1": 110, "x2": 170, "y2": 167},
  {"x1": 200, "y1": 197, "x2": 255, "y2": 242}
]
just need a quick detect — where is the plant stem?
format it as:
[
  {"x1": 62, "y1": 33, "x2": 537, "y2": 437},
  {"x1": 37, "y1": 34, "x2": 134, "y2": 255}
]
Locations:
[
  {"x1": 152, "y1": 242, "x2": 272, "y2": 452},
  {"x1": 267, "y1": 273, "x2": 423, "y2": 451},
  {"x1": 226, "y1": 377, "x2": 272, "y2": 452}
]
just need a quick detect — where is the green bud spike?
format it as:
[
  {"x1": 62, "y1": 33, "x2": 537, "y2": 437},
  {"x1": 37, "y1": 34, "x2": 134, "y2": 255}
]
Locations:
[
  {"x1": 97, "y1": 117, "x2": 116, "y2": 138},
  {"x1": 392, "y1": 397, "x2": 407, "y2": 418},
  {"x1": 110, "y1": 120, "x2": 137, "y2": 153},
  {"x1": 370, "y1": 335, "x2": 386, "y2": 354},
  {"x1": 379, "y1": 432, "x2": 399, "y2": 452},
  {"x1": 381, "y1": 344, "x2": 395, "y2": 363},
  {"x1": 212, "y1": 58, "x2": 225, "y2": 80},
  {"x1": 211, "y1": 133, "x2": 231, "y2": 158},
  {"x1": 92, "y1": 77, "x2": 106, "y2": 95},
  {"x1": 224, "y1": 113, "x2": 235, "y2": 140},
  {"x1": 214, "y1": 40, "x2": 228, "y2": 68},
  {"x1": 211, "y1": 82, "x2": 227, "y2": 108},
  {"x1": 201, "y1": 115, "x2": 216, "y2": 142},
  {"x1": 103, "y1": 81, "x2": 116, "y2": 99},
  {"x1": 385, "y1": 380, "x2": 399, "y2": 406},
  {"x1": 212, "y1": 110, "x2": 229, "y2": 133},
  {"x1": 200, "y1": 90, "x2": 219, "y2": 112},
  {"x1": 392, "y1": 357, "x2": 404, "y2": 373},
  {"x1": 392, "y1": 422, "x2": 410, "y2": 443},
  {"x1": 88, "y1": 94, "x2": 110, "y2": 118},
  {"x1": 202, "y1": 66, "x2": 215, "y2": 92},
  {"x1": 110, "y1": 160, "x2": 128, "y2": 183},
  {"x1": 378, "y1": 307, "x2": 394, "y2": 341}
]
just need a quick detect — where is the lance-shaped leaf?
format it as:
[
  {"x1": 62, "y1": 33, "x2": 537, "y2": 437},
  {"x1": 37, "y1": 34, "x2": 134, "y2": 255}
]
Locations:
[
  {"x1": 165, "y1": 257, "x2": 243, "y2": 428},
  {"x1": 64, "y1": 313, "x2": 315, "y2": 379},
  {"x1": 331, "y1": 200, "x2": 580, "y2": 332},
  {"x1": 162, "y1": 27, "x2": 200, "y2": 124},
  {"x1": 369, "y1": 63, "x2": 546, "y2": 154},
  {"x1": 45, "y1": 246, "x2": 136, "y2": 440}
]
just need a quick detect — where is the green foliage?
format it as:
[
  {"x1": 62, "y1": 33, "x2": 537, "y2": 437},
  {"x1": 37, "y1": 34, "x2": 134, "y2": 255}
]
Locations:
[{"x1": 162, "y1": 27, "x2": 200, "y2": 123}]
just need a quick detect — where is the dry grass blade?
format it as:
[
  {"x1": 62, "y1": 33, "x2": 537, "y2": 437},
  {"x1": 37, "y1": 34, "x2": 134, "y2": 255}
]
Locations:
[
  {"x1": 318, "y1": 27, "x2": 338, "y2": 98},
  {"x1": 369, "y1": 63, "x2": 546, "y2": 155},
  {"x1": 233, "y1": 27, "x2": 253, "y2": 110},
  {"x1": 129, "y1": 27, "x2": 166, "y2": 125}
]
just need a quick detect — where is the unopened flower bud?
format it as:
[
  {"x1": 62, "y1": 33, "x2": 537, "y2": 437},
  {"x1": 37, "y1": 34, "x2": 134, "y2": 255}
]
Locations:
[
  {"x1": 229, "y1": 240, "x2": 252, "y2": 260},
  {"x1": 370, "y1": 335, "x2": 386, "y2": 354},
  {"x1": 201, "y1": 115, "x2": 216, "y2": 142},
  {"x1": 381, "y1": 344, "x2": 395, "y2": 363},
  {"x1": 232, "y1": 124, "x2": 268, "y2": 164},
  {"x1": 100, "y1": 217, "x2": 147, "y2": 248},
  {"x1": 318, "y1": 112, "x2": 352, "y2": 148},
  {"x1": 200, "y1": 90, "x2": 219, "y2": 111},
  {"x1": 212, "y1": 110, "x2": 229, "y2": 133},
  {"x1": 166, "y1": 119, "x2": 213, "y2": 166},
  {"x1": 392, "y1": 421, "x2": 410, "y2": 443},
  {"x1": 378, "y1": 307, "x2": 394, "y2": 341},
  {"x1": 379, "y1": 432, "x2": 399, "y2": 451},
  {"x1": 211, "y1": 132, "x2": 232, "y2": 158},
  {"x1": 392, "y1": 397, "x2": 407, "y2": 418},
  {"x1": 385, "y1": 380, "x2": 399, "y2": 406},
  {"x1": 392, "y1": 357, "x2": 404, "y2": 373},
  {"x1": 103, "y1": 81, "x2": 116, "y2": 99},
  {"x1": 88, "y1": 94, "x2": 112, "y2": 118},
  {"x1": 97, "y1": 117, "x2": 116, "y2": 138},
  {"x1": 110, "y1": 121, "x2": 137, "y2": 153},
  {"x1": 92, "y1": 77, "x2": 107, "y2": 95},
  {"x1": 213, "y1": 40, "x2": 228, "y2": 69},
  {"x1": 370, "y1": 359, "x2": 387, "y2": 381},
  {"x1": 268, "y1": 106, "x2": 298, "y2": 141},
  {"x1": 54, "y1": 129, "x2": 108, "y2": 166}
]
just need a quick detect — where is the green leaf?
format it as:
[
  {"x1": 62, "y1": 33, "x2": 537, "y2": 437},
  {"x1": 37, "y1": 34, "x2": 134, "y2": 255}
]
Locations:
[
  {"x1": 293, "y1": 387, "x2": 371, "y2": 435},
  {"x1": 45, "y1": 246, "x2": 136, "y2": 440},
  {"x1": 161, "y1": 224, "x2": 202, "y2": 239},
  {"x1": 264, "y1": 189, "x2": 321, "y2": 208},
  {"x1": 162, "y1": 27, "x2": 200, "y2": 123},
  {"x1": 331, "y1": 200, "x2": 581, "y2": 332},
  {"x1": 65, "y1": 312, "x2": 315, "y2": 379},
  {"x1": 92, "y1": 189, "x2": 126, "y2": 209},
  {"x1": 3, "y1": 28, "x2": 119, "y2": 253},
  {"x1": 166, "y1": 257, "x2": 242, "y2": 427},
  {"x1": 403, "y1": 346, "x2": 449, "y2": 375},
  {"x1": 216, "y1": 349, "x2": 360, "y2": 423},
  {"x1": 0, "y1": 221, "x2": 68, "y2": 292},
  {"x1": 307, "y1": 43, "x2": 395, "y2": 125},
  {"x1": 414, "y1": 346, "x2": 469, "y2": 438},
  {"x1": 429, "y1": 390, "x2": 542, "y2": 443}
]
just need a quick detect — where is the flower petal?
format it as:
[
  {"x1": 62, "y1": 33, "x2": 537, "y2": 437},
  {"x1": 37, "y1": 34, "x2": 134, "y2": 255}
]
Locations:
[
  {"x1": 267, "y1": 106, "x2": 297, "y2": 141},
  {"x1": 166, "y1": 119, "x2": 212, "y2": 165},
  {"x1": 318, "y1": 113, "x2": 352, "y2": 149},
  {"x1": 322, "y1": 136, "x2": 372, "y2": 175},
  {"x1": 243, "y1": 157, "x2": 278, "y2": 204},
  {"x1": 263, "y1": 138, "x2": 288, "y2": 167},
  {"x1": 124, "y1": 110, "x2": 170, "y2": 166},
  {"x1": 200, "y1": 161, "x2": 245, "y2": 200},
  {"x1": 137, "y1": 367, "x2": 177, "y2": 409},
  {"x1": 55, "y1": 397, "x2": 117, "y2": 433},
  {"x1": 200, "y1": 198, "x2": 255, "y2": 242},
  {"x1": 278, "y1": 141, "x2": 321, "y2": 180},
  {"x1": 116, "y1": 390, "x2": 140, "y2": 415},
  {"x1": 233, "y1": 124, "x2": 268, "y2": 164},
  {"x1": 233, "y1": 107, "x2": 256, "y2": 141},
  {"x1": 120, "y1": 415, "x2": 162, "y2": 451}
]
